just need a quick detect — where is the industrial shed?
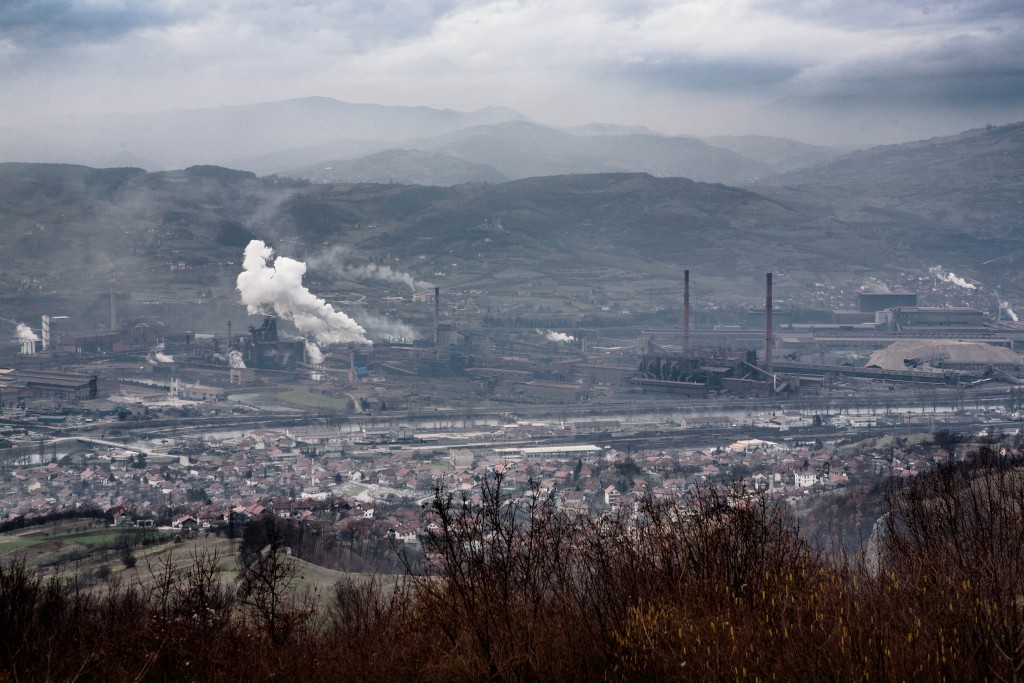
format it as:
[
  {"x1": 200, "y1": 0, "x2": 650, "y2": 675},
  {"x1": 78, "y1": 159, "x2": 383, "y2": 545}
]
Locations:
[{"x1": 0, "y1": 368, "x2": 98, "y2": 401}]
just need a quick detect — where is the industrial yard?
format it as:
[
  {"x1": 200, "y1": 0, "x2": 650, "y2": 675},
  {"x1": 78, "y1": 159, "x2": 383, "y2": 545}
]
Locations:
[{"x1": 2, "y1": 254, "x2": 1023, "y2": 570}]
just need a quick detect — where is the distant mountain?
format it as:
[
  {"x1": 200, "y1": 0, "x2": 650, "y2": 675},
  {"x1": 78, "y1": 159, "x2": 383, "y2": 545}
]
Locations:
[
  {"x1": 703, "y1": 135, "x2": 847, "y2": 173},
  {"x1": 0, "y1": 98, "x2": 527, "y2": 171},
  {"x1": 3, "y1": 119, "x2": 1022, "y2": 311},
  {"x1": 416, "y1": 121, "x2": 772, "y2": 184},
  {"x1": 280, "y1": 121, "x2": 778, "y2": 186},
  {"x1": 287, "y1": 149, "x2": 509, "y2": 185},
  {"x1": 228, "y1": 139, "x2": 393, "y2": 177},
  {"x1": 563, "y1": 123, "x2": 660, "y2": 136},
  {"x1": 0, "y1": 96, "x2": 846, "y2": 186},
  {"x1": 752, "y1": 121, "x2": 1024, "y2": 291},
  {"x1": 0, "y1": 163, "x2": 850, "y2": 312},
  {"x1": 762, "y1": 121, "x2": 1024, "y2": 188}
]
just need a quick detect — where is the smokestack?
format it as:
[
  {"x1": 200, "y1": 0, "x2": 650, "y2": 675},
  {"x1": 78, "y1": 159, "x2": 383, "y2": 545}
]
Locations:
[
  {"x1": 682, "y1": 270, "x2": 690, "y2": 353},
  {"x1": 434, "y1": 286, "x2": 440, "y2": 346},
  {"x1": 110, "y1": 270, "x2": 117, "y2": 331},
  {"x1": 764, "y1": 272, "x2": 773, "y2": 373},
  {"x1": 41, "y1": 315, "x2": 50, "y2": 351},
  {"x1": 227, "y1": 320, "x2": 232, "y2": 350}
]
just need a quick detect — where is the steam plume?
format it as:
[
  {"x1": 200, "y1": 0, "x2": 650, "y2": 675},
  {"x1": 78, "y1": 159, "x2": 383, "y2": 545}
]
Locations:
[
  {"x1": 304, "y1": 340, "x2": 324, "y2": 365},
  {"x1": 1001, "y1": 301, "x2": 1020, "y2": 322},
  {"x1": 929, "y1": 266, "x2": 976, "y2": 290},
  {"x1": 237, "y1": 240, "x2": 370, "y2": 346},
  {"x1": 228, "y1": 350, "x2": 246, "y2": 369},
  {"x1": 354, "y1": 312, "x2": 418, "y2": 342},
  {"x1": 147, "y1": 342, "x2": 173, "y2": 364},
  {"x1": 539, "y1": 329, "x2": 574, "y2": 343},
  {"x1": 343, "y1": 263, "x2": 432, "y2": 291},
  {"x1": 308, "y1": 245, "x2": 431, "y2": 290},
  {"x1": 15, "y1": 323, "x2": 39, "y2": 342}
]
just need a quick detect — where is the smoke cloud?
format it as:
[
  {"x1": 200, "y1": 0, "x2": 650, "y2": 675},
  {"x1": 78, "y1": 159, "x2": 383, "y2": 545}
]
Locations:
[
  {"x1": 15, "y1": 323, "x2": 39, "y2": 343},
  {"x1": 237, "y1": 240, "x2": 370, "y2": 346},
  {"x1": 228, "y1": 350, "x2": 246, "y2": 369},
  {"x1": 147, "y1": 342, "x2": 174, "y2": 364},
  {"x1": 929, "y1": 266, "x2": 976, "y2": 291},
  {"x1": 304, "y1": 340, "x2": 324, "y2": 365},
  {"x1": 354, "y1": 312, "x2": 418, "y2": 342},
  {"x1": 539, "y1": 329, "x2": 574, "y2": 343},
  {"x1": 1001, "y1": 302, "x2": 1020, "y2": 322},
  {"x1": 308, "y1": 245, "x2": 432, "y2": 291}
]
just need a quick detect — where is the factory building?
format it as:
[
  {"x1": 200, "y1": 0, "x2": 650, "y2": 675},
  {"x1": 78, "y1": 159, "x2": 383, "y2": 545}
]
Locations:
[
  {"x1": 858, "y1": 292, "x2": 918, "y2": 313},
  {"x1": 877, "y1": 307, "x2": 988, "y2": 330},
  {"x1": 0, "y1": 368, "x2": 98, "y2": 402},
  {"x1": 243, "y1": 317, "x2": 305, "y2": 370}
]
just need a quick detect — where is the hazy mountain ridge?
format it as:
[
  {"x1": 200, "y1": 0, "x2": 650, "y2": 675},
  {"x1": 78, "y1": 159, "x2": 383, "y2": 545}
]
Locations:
[
  {"x1": 2, "y1": 97, "x2": 841, "y2": 186},
  {"x1": 704, "y1": 135, "x2": 848, "y2": 173},
  {"x1": 0, "y1": 98, "x2": 528, "y2": 171},
  {"x1": 762, "y1": 121, "x2": 1024, "y2": 187},
  {"x1": 748, "y1": 121, "x2": 1024, "y2": 292},
  {"x1": 1, "y1": 119, "x2": 1022, "y2": 304},
  {"x1": 287, "y1": 149, "x2": 510, "y2": 185},
  {"x1": 281, "y1": 121, "x2": 779, "y2": 186},
  {"x1": 0, "y1": 165, "x2": 848, "y2": 290}
]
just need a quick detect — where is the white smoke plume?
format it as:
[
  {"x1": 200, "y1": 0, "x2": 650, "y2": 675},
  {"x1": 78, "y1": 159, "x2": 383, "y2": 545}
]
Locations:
[
  {"x1": 353, "y1": 312, "x2": 418, "y2": 342},
  {"x1": 147, "y1": 342, "x2": 174, "y2": 364},
  {"x1": 228, "y1": 350, "x2": 246, "y2": 369},
  {"x1": 304, "y1": 340, "x2": 324, "y2": 365},
  {"x1": 344, "y1": 263, "x2": 429, "y2": 291},
  {"x1": 540, "y1": 329, "x2": 574, "y2": 343},
  {"x1": 15, "y1": 323, "x2": 39, "y2": 342},
  {"x1": 1001, "y1": 302, "x2": 1020, "y2": 322},
  {"x1": 929, "y1": 266, "x2": 976, "y2": 290},
  {"x1": 308, "y1": 245, "x2": 432, "y2": 290},
  {"x1": 237, "y1": 240, "x2": 370, "y2": 346}
]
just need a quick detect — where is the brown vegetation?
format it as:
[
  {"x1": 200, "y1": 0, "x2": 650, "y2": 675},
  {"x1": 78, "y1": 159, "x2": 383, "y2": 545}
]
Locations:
[{"x1": 1, "y1": 444, "x2": 1023, "y2": 681}]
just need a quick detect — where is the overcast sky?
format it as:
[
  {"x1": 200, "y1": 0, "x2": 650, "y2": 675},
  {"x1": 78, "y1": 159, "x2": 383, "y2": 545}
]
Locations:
[{"x1": 2, "y1": 0, "x2": 1023, "y2": 145}]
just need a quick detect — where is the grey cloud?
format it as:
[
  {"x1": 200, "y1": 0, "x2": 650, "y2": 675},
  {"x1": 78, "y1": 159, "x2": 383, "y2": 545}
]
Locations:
[
  {"x1": 800, "y1": 29, "x2": 1024, "y2": 107},
  {"x1": 0, "y1": 1, "x2": 187, "y2": 49},
  {"x1": 618, "y1": 59, "x2": 801, "y2": 92},
  {"x1": 750, "y1": 0, "x2": 1022, "y2": 31}
]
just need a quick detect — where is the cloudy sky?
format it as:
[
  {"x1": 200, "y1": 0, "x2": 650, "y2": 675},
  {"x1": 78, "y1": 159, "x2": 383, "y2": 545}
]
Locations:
[{"x1": 2, "y1": 0, "x2": 1023, "y2": 144}]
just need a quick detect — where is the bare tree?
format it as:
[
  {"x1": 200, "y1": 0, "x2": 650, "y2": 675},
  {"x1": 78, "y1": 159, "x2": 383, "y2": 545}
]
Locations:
[{"x1": 237, "y1": 515, "x2": 314, "y2": 646}]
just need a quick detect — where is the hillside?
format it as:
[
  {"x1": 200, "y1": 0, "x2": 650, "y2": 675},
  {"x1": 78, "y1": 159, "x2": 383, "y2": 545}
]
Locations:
[
  {"x1": 753, "y1": 120, "x2": 1024, "y2": 290},
  {"x1": 2, "y1": 117, "x2": 1024, "y2": 330},
  {"x1": 0, "y1": 165, "x2": 863, "y2": 317},
  {"x1": 288, "y1": 149, "x2": 509, "y2": 185},
  {"x1": 280, "y1": 122, "x2": 785, "y2": 185}
]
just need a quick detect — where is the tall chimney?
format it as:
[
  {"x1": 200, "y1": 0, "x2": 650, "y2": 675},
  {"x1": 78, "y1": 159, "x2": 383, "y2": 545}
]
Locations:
[
  {"x1": 110, "y1": 270, "x2": 117, "y2": 331},
  {"x1": 41, "y1": 315, "x2": 50, "y2": 351},
  {"x1": 764, "y1": 272, "x2": 773, "y2": 372},
  {"x1": 434, "y1": 286, "x2": 440, "y2": 346},
  {"x1": 682, "y1": 270, "x2": 690, "y2": 353},
  {"x1": 227, "y1": 321, "x2": 232, "y2": 350}
]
